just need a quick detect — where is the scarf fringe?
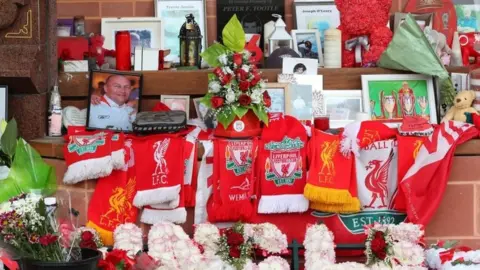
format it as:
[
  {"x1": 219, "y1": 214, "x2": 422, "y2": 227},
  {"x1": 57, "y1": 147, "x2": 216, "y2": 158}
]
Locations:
[
  {"x1": 150, "y1": 196, "x2": 180, "y2": 209},
  {"x1": 133, "y1": 184, "x2": 181, "y2": 208},
  {"x1": 86, "y1": 220, "x2": 114, "y2": 246},
  {"x1": 310, "y1": 198, "x2": 361, "y2": 214},
  {"x1": 340, "y1": 121, "x2": 362, "y2": 157},
  {"x1": 63, "y1": 156, "x2": 113, "y2": 184},
  {"x1": 303, "y1": 183, "x2": 354, "y2": 204},
  {"x1": 207, "y1": 201, "x2": 253, "y2": 222},
  {"x1": 111, "y1": 149, "x2": 126, "y2": 170},
  {"x1": 258, "y1": 194, "x2": 309, "y2": 214},
  {"x1": 140, "y1": 207, "x2": 187, "y2": 224}
]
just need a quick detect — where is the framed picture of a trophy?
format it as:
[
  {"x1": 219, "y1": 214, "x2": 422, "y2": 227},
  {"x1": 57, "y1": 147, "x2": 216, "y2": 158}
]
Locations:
[{"x1": 361, "y1": 74, "x2": 437, "y2": 125}]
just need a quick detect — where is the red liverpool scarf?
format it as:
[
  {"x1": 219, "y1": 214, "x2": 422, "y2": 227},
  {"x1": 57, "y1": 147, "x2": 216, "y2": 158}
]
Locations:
[
  {"x1": 340, "y1": 121, "x2": 397, "y2": 157},
  {"x1": 86, "y1": 137, "x2": 137, "y2": 246},
  {"x1": 305, "y1": 129, "x2": 360, "y2": 213},
  {"x1": 257, "y1": 115, "x2": 309, "y2": 214},
  {"x1": 401, "y1": 121, "x2": 479, "y2": 225},
  {"x1": 207, "y1": 138, "x2": 258, "y2": 222}
]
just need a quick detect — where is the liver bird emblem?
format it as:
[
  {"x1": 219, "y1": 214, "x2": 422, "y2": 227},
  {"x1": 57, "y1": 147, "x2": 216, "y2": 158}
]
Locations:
[
  {"x1": 153, "y1": 139, "x2": 170, "y2": 176},
  {"x1": 364, "y1": 150, "x2": 394, "y2": 209},
  {"x1": 231, "y1": 178, "x2": 251, "y2": 191},
  {"x1": 319, "y1": 140, "x2": 339, "y2": 183},
  {"x1": 239, "y1": 151, "x2": 248, "y2": 165},
  {"x1": 100, "y1": 177, "x2": 136, "y2": 227},
  {"x1": 281, "y1": 163, "x2": 290, "y2": 177}
]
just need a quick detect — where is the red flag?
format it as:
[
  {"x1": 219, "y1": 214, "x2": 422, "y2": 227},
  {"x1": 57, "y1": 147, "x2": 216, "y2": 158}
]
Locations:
[{"x1": 400, "y1": 121, "x2": 478, "y2": 225}]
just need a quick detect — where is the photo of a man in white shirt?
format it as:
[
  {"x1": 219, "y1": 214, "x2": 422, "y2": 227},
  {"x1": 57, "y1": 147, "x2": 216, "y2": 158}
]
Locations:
[{"x1": 88, "y1": 73, "x2": 141, "y2": 131}]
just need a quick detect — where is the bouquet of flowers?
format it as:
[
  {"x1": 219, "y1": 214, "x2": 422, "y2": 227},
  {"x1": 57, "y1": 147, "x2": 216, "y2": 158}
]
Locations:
[
  {"x1": 425, "y1": 241, "x2": 480, "y2": 269},
  {"x1": 200, "y1": 15, "x2": 270, "y2": 129},
  {"x1": 217, "y1": 223, "x2": 254, "y2": 270},
  {"x1": 0, "y1": 193, "x2": 64, "y2": 261},
  {"x1": 71, "y1": 227, "x2": 103, "y2": 250}
]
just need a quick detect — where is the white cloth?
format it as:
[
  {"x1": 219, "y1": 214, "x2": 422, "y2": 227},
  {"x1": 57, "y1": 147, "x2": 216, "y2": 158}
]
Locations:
[{"x1": 89, "y1": 95, "x2": 135, "y2": 131}]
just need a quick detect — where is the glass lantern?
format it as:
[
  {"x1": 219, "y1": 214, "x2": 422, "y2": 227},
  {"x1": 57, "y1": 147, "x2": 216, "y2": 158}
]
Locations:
[
  {"x1": 179, "y1": 14, "x2": 203, "y2": 68},
  {"x1": 268, "y1": 14, "x2": 293, "y2": 54}
]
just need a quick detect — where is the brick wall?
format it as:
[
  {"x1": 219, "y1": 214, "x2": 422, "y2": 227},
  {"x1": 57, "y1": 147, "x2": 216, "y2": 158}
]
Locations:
[
  {"x1": 46, "y1": 156, "x2": 480, "y2": 248},
  {"x1": 57, "y1": 0, "x2": 409, "y2": 46}
]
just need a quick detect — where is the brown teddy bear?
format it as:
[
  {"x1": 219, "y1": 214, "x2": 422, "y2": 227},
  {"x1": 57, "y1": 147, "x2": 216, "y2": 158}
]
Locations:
[{"x1": 442, "y1": 90, "x2": 478, "y2": 122}]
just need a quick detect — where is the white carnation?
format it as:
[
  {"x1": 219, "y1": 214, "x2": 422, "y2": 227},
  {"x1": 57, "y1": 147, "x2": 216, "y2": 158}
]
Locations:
[{"x1": 209, "y1": 81, "x2": 221, "y2": 93}]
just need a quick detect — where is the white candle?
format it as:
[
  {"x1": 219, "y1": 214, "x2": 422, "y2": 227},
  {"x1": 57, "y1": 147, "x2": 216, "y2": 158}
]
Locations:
[{"x1": 324, "y1": 28, "x2": 342, "y2": 68}]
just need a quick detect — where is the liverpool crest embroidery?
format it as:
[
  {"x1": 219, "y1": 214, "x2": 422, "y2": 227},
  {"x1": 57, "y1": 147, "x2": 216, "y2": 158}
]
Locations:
[
  {"x1": 264, "y1": 137, "x2": 304, "y2": 186},
  {"x1": 68, "y1": 133, "x2": 106, "y2": 155},
  {"x1": 225, "y1": 141, "x2": 253, "y2": 176}
]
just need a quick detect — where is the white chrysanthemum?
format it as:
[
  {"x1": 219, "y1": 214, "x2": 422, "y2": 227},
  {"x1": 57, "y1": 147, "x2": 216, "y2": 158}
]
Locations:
[
  {"x1": 226, "y1": 90, "x2": 236, "y2": 104},
  {"x1": 0, "y1": 201, "x2": 11, "y2": 214},
  {"x1": 209, "y1": 81, "x2": 222, "y2": 93},
  {"x1": 113, "y1": 223, "x2": 142, "y2": 257},
  {"x1": 389, "y1": 223, "x2": 424, "y2": 242},
  {"x1": 218, "y1": 54, "x2": 228, "y2": 65},
  {"x1": 425, "y1": 248, "x2": 444, "y2": 269},
  {"x1": 243, "y1": 259, "x2": 258, "y2": 270},
  {"x1": 194, "y1": 223, "x2": 220, "y2": 256},
  {"x1": 249, "y1": 223, "x2": 288, "y2": 254},
  {"x1": 258, "y1": 256, "x2": 289, "y2": 270}
]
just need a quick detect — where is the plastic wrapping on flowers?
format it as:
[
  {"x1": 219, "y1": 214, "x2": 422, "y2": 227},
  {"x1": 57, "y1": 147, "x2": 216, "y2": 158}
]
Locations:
[{"x1": 0, "y1": 119, "x2": 56, "y2": 203}]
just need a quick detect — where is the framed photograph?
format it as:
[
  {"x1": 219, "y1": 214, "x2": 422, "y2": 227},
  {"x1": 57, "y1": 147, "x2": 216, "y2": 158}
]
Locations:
[
  {"x1": 285, "y1": 84, "x2": 314, "y2": 121},
  {"x1": 101, "y1": 18, "x2": 163, "y2": 51},
  {"x1": 454, "y1": 0, "x2": 480, "y2": 33},
  {"x1": 282, "y1": 58, "x2": 318, "y2": 75},
  {"x1": 393, "y1": 12, "x2": 433, "y2": 32},
  {"x1": 292, "y1": 30, "x2": 324, "y2": 66},
  {"x1": 0, "y1": 86, "x2": 7, "y2": 121},
  {"x1": 293, "y1": 1, "x2": 340, "y2": 53},
  {"x1": 361, "y1": 74, "x2": 437, "y2": 126},
  {"x1": 323, "y1": 90, "x2": 363, "y2": 128},
  {"x1": 155, "y1": 0, "x2": 206, "y2": 63},
  {"x1": 86, "y1": 70, "x2": 143, "y2": 132},
  {"x1": 161, "y1": 95, "x2": 190, "y2": 119},
  {"x1": 293, "y1": 74, "x2": 324, "y2": 117},
  {"x1": 265, "y1": 83, "x2": 289, "y2": 114}
]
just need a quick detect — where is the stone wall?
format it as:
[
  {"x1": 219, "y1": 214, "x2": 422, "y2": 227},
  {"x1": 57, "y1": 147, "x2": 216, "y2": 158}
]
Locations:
[
  {"x1": 56, "y1": 0, "x2": 409, "y2": 46},
  {"x1": 46, "y1": 156, "x2": 480, "y2": 247}
]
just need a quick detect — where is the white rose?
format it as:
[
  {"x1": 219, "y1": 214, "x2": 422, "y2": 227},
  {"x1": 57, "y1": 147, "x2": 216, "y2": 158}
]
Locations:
[
  {"x1": 209, "y1": 81, "x2": 221, "y2": 93},
  {"x1": 226, "y1": 91, "x2": 236, "y2": 104},
  {"x1": 218, "y1": 54, "x2": 228, "y2": 65}
]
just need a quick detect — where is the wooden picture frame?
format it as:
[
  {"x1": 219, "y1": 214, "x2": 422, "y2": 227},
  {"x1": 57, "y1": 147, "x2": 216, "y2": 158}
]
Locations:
[
  {"x1": 101, "y1": 17, "x2": 163, "y2": 51},
  {"x1": 161, "y1": 95, "x2": 191, "y2": 119},
  {"x1": 86, "y1": 70, "x2": 143, "y2": 132},
  {"x1": 265, "y1": 83, "x2": 289, "y2": 114},
  {"x1": 323, "y1": 90, "x2": 363, "y2": 128}
]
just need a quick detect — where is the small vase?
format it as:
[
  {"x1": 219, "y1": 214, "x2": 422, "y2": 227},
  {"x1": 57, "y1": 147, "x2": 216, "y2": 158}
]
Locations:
[
  {"x1": 18, "y1": 248, "x2": 101, "y2": 270},
  {"x1": 214, "y1": 110, "x2": 262, "y2": 138}
]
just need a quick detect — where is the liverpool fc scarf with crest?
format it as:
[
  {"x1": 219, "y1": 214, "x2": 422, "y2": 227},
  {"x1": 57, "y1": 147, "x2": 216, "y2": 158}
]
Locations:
[
  {"x1": 257, "y1": 114, "x2": 309, "y2": 214},
  {"x1": 207, "y1": 138, "x2": 258, "y2": 222}
]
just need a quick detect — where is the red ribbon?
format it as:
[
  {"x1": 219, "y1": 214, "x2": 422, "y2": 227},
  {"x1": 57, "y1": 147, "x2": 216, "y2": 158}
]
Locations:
[{"x1": 439, "y1": 246, "x2": 473, "y2": 264}]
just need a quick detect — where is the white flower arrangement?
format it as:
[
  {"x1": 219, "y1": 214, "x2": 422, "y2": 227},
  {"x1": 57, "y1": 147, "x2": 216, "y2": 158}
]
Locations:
[
  {"x1": 194, "y1": 223, "x2": 221, "y2": 257},
  {"x1": 304, "y1": 224, "x2": 336, "y2": 270},
  {"x1": 244, "y1": 223, "x2": 288, "y2": 255},
  {"x1": 425, "y1": 241, "x2": 480, "y2": 269},
  {"x1": 257, "y1": 256, "x2": 290, "y2": 270},
  {"x1": 113, "y1": 223, "x2": 143, "y2": 258}
]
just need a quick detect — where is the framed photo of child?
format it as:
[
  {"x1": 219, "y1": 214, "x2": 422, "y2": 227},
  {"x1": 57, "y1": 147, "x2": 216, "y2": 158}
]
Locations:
[{"x1": 161, "y1": 95, "x2": 191, "y2": 119}]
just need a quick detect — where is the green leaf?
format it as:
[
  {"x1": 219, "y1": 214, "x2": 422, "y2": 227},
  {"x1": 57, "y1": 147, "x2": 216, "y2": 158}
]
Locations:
[
  {"x1": 443, "y1": 240, "x2": 458, "y2": 249},
  {"x1": 217, "y1": 109, "x2": 236, "y2": 129},
  {"x1": 251, "y1": 105, "x2": 269, "y2": 125},
  {"x1": 208, "y1": 73, "x2": 217, "y2": 81},
  {"x1": 233, "y1": 106, "x2": 248, "y2": 118},
  {"x1": 1, "y1": 119, "x2": 18, "y2": 157},
  {"x1": 222, "y1": 15, "x2": 246, "y2": 52},
  {"x1": 200, "y1": 43, "x2": 229, "y2": 67},
  {"x1": 200, "y1": 93, "x2": 213, "y2": 108}
]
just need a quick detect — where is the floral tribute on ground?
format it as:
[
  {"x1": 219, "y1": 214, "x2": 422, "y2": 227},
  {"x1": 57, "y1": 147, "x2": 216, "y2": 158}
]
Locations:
[
  {"x1": 200, "y1": 15, "x2": 270, "y2": 130},
  {"x1": 425, "y1": 241, "x2": 480, "y2": 269}
]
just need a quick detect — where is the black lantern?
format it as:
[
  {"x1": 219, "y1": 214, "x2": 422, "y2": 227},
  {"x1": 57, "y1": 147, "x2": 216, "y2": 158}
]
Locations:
[{"x1": 179, "y1": 14, "x2": 203, "y2": 68}]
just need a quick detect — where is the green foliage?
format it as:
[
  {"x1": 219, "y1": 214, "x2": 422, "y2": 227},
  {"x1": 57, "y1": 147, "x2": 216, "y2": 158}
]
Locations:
[
  {"x1": 251, "y1": 105, "x2": 269, "y2": 126},
  {"x1": 217, "y1": 108, "x2": 236, "y2": 129},
  {"x1": 232, "y1": 106, "x2": 249, "y2": 119},
  {"x1": 2, "y1": 119, "x2": 17, "y2": 159},
  {"x1": 200, "y1": 43, "x2": 229, "y2": 67},
  {"x1": 222, "y1": 15, "x2": 246, "y2": 52},
  {"x1": 200, "y1": 93, "x2": 213, "y2": 108}
]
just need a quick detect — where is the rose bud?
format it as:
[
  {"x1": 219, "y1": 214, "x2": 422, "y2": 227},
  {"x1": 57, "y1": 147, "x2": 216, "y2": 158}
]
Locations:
[
  {"x1": 239, "y1": 80, "x2": 250, "y2": 92},
  {"x1": 211, "y1": 96, "x2": 225, "y2": 109},
  {"x1": 239, "y1": 94, "x2": 252, "y2": 106},
  {"x1": 233, "y1": 53, "x2": 243, "y2": 66},
  {"x1": 263, "y1": 91, "x2": 272, "y2": 107}
]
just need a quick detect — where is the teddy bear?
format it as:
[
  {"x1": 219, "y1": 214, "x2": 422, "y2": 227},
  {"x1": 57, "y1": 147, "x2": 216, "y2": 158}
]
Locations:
[
  {"x1": 88, "y1": 34, "x2": 116, "y2": 69},
  {"x1": 442, "y1": 90, "x2": 478, "y2": 122},
  {"x1": 335, "y1": 0, "x2": 393, "y2": 67}
]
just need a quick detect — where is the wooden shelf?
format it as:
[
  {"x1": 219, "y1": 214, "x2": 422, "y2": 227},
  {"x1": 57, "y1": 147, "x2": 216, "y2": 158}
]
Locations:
[{"x1": 30, "y1": 136, "x2": 480, "y2": 160}]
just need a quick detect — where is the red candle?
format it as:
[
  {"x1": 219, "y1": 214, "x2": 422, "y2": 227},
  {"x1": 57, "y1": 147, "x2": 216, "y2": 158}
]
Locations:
[
  {"x1": 314, "y1": 116, "x2": 330, "y2": 131},
  {"x1": 115, "y1": 31, "x2": 131, "y2": 70}
]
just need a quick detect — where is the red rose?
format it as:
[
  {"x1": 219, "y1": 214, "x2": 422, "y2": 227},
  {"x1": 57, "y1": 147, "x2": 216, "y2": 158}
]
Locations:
[
  {"x1": 370, "y1": 237, "x2": 386, "y2": 253},
  {"x1": 211, "y1": 96, "x2": 225, "y2": 109},
  {"x1": 220, "y1": 74, "x2": 233, "y2": 85},
  {"x1": 98, "y1": 260, "x2": 116, "y2": 270},
  {"x1": 106, "y1": 249, "x2": 128, "y2": 265},
  {"x1": 80, "y1": 239, "x2": 97, "y2": 250},
  {"x1": 226, "y1": 232, "x2": 245, "y2": 246},
  {"x1": 233, "y1": 53, "x2": 243, "y2": 66},
  {"x1": 81, "y1": 231, "x2": 94, "y2": 242},
  {"x1": 374, "y1": 231, "x2": 384, "y2": 239},
  {"x1": 239, "y1": 80, "x2": 250, "y2": 92},
  {"x1": 376, "y1": 250, "x2": 387, "y2": 260},
  {"x1": 39, "y1": 234, "x2": 58, "y2": 246},
  {"x1": 235, "y1": 69, "x2": 248, "y2": 81},
  {"x1": 263, "y1": 91, "x2": 272, "y2": 108},
  {"x1": 250, "y1": 74, "x2": 261, "y2": 86},
  {"x1": 213, "y1": 67, "x2": 224, "y2": 78},
  {"x1": 229, "y1": 246, "x2": 241, "y2": 258},
  {"x1": 239, "y1": 94, "x2": 252, "y2": 106}
]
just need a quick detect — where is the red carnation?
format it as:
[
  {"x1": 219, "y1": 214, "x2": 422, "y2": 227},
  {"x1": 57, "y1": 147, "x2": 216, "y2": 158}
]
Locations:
[
  {"x1": 211, "y1": 96, "x2": 225, "y2": 109},
  {"x1": 98, "y1": 260, "x2": 116, "y2": 270},
  {"x1": 80, "y1": 239, "x2": 97, "y2": 249},
  {"x1": 229, "y1": 246, "x2": 241, "y2": 258},
  {"x1": 226, "y1": 232, "x2": 244, "y2": 246},
  {"x1": 106, "y1": 249, "x2": 128, "y2": 265},
  {"x1": 39, "y1": 234, "x2": 58, "y2": 246},
  {"x1": 239, "y1": 80, "x2": 250, "y2": 92},
  {"x1": 233, "y1": 53, "x2": 243, "y2": 66},
  {"x1": 81, "y1": 231, "x2": 94, "y2": 242},
  {"x1": 239, "y1": 94, "x2": 251, "y2": 106},
  {"x1": 235, "y1": 69, "x2": 248, "y2": 81},
  {"x1": 263, "y1": 91, "x2": 271, "y2": 108},
  {"x1": 376, "y1": 250, "x2": 387, "y2": 260},
  {"x1": 370, "y1": 236, "x2": 386, "y2": 254}
]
